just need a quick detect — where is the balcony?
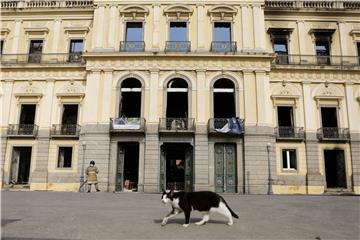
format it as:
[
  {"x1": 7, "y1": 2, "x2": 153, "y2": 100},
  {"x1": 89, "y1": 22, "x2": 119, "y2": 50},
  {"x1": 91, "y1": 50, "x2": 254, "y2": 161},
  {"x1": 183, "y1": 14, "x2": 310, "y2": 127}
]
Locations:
[
  {"x1": 1, "y1": 0, "x2": 93, "y2": 9},
  {"x1": 119, "y1": 41, "x2": 145, "y2": 52},
  {"x1": 265, "y1": 0, "x2": 360, "y2": 10},
  {"x1": 275, "y1": 127, "x2": 305, "y2": 141},
  {"x1": 272, "y1": 55, "x2": 360, "y2": 67},
  {"x1": 208, "y1": 118, "x2": 244, "y2": 136},
  {"x1": 159, "y1": 118, "x2": 195, "y2": 133},
  {"x1": 50, "y1": 124, "x2": 81, "y2": 138},
  {"x1": 165, "y1": 41, "x2": 191, "y2": 52},
  {"x1": 110, "y1": 118, "x2": 146, "y2": 134},
  {"x1": 0, "y1": 53, "x2": 85, "y2": 65},
  {"x1": 317, "y1": 127, "x2": 350, "y2": 141},
  {"x1": 211, "y1": 41, "x2": 237, "y2": 53},
  {"x1": 7, "y1": 124, "x2": 38, "y2": 138}
]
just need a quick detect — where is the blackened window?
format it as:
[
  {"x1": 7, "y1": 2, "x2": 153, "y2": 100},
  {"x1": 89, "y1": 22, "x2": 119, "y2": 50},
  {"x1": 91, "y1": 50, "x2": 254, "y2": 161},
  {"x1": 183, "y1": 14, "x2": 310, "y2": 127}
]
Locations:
[
  {"x1": 57, "y1": 147, "x2": 73, "y2": 168},
  {"x1": 19, "y1": 105, "x2": 36, "y2": 125},
  {"x1": 357, "y1": 42, "x2": 360, "y2": 64},
  {"x1": 282, "y1": 149, "x2": 297, "y2": 170},
  {"x1": 62, "y1": 105, "x2": 78, "y2": 125},
  {"x1": 0, "y1": 40, "x2": 4, "y2": 55},
  {"x1": 28, "y1": 40, "x2": 43, "y2": 63},
  {"x1": 277, "y1": 106, "x2": 294, "y2": 127},
  {"x1": 68, "y1": 39, "x2": 83, "y2": 62},
  {"x1": 315, "y1": 36, "x2": 331, "y2": 65}
]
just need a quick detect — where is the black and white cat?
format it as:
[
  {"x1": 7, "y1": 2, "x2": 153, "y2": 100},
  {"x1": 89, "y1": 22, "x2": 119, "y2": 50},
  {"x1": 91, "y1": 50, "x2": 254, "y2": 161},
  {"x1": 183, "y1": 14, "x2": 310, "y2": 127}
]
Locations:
[{"x1": 161, "y1": 190, "x2": 239, "y2": 227}]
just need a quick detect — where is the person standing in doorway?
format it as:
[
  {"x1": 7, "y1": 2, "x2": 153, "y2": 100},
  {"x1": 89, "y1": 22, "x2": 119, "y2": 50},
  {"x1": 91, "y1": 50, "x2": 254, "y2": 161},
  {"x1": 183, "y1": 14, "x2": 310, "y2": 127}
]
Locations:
[{"x1": 86, "y1": 160, "x2": 100, "y2": 192}]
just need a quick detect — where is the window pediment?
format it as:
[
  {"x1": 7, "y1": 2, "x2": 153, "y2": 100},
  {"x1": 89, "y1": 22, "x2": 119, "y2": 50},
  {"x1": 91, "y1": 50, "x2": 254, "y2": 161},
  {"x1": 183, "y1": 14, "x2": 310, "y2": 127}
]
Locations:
[
  {"x1": 208, "y1": 5, "x2": 237, "y2": 21},
  {"x1": 120, "y1": 5, "x2": 149, "y2": 20},
  {"x1": 164, "y1": 5, "x2": 193, "y2": 20},
  {"x1": 350, "y1": 29, "x2": 360, "y2": 41}
]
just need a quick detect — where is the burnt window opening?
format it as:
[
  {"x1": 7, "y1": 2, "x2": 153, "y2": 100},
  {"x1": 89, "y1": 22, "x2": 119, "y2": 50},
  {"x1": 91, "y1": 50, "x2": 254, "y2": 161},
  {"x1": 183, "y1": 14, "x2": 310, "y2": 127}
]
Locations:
[
  {"x1": 315, "y1": 33, "x2": 332, "y2": 65},
  {"x1": 166, "y1": 78, "x2": 188, "y2": 118},
  {"x1": 277, "y1": 106, "x2": 294, "y2": 127},
  {"x1": 0, "y1": 40, "x2": 4, "y2": 55},
  {"x1": 213, "y1": 79, "x2": 235, "y2": 118},
  {"x1": 357, "y1": 42, "x2": 360, "y2": 64},
  {"x1": 282, "y1": 149, "x2": 297, "y2": 170},
  {"x1": 62, "y1": 105, "x2": 78, "y2": 125},
  {"x1": 122, "y1": 143, "x2": 139, "y2": 191},
  {"x1": 119, "y1": 78, "x2": 142, "y2": 118},
  {"x1": 19, "y1": 105, "x2": 36, "y2": 125},
  {"x1": 28, "y1": 40, "x2": 43, "y2": 63},
  {"x1": 10, "y1": 147, "x2": 32, "y2": 184},
  {"x1": 321, "y1": 107, "x2": 338, "y2": 128},
  {"x1": 57, "y1": 147, "x2": 72, "y2": 168},
  {"x1": 324, "y1": 150, "x2": 346, "y2": 188}
]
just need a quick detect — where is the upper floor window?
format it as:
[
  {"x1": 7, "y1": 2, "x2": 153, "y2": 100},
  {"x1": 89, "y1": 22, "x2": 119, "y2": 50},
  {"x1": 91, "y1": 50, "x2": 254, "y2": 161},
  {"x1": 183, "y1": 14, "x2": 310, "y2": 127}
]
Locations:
[
  {"x1": 0, "y1": 40, "x2": 4, "y2": 55},
  {"x1": 166, "y1": 22, "x2": 190, "y2": 52},
  {"x1": 268, "y1": 28, "x2": 293, "y2": 64},
  {"x1": 120, "y1": 22, "x2": 145, "y2": 52},
  {"x1": 320, "y1": 107, "x2": 339, "y2": 138},
  {"x1": 357, "y1": 42, "x2": 360, "y2": 64},
  {"x1": 212, "y1": 22, "x2": 235, "y2": 52},
  {"x1": 68, "y1": 39, "x2": 83, "y2": 63},
  {"x1": 28, "y1": 40, "x2": 43, "y2": 63},
  {"x1": 311, "y1": 30, "x2": 334, "y2": 65}
]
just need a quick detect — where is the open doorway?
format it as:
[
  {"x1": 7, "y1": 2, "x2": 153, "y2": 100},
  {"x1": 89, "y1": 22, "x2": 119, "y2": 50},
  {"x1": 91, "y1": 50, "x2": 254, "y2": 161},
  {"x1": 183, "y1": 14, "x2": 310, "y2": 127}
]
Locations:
[
  {"x1": 116, "y1": 143, "x2": 139, "y2": 192},
  {"x1": 10, "y1": 147, "x2": 32, "y2": 184},
  {"x1": 324, "y1": 150, "x2": 347, "y2": 189},
  {"x1": 160, "y1": 143, "x2": 193, "y2": 192}
]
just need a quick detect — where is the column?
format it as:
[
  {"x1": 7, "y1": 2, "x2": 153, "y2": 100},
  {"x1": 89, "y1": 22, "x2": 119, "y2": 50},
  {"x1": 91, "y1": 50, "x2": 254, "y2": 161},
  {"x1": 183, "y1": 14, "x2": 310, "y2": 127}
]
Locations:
[
  {"x1": 253, "y1": 5, "x2": 266, "y2": 51},
  {"x1": 243, "y1": 71, "x2": 257, "y2": 125},
  {"x1": 107, "y1": 5, "x2": 117, "y2": 49},
  {"x1": 196, "y1": 4, "x2": 205, "y2": 51},
  {"x1": 11, "y1": 19, "x2": 22, "y2": 54},
  {"x1": 101, "y1": 70, "x2": 113, "y2": 123},
  {"x1": 149, "y1": 69, "x2": 159, "y2": 123},
  {"x1": 152, "y1": 4, "x2": 160, "y2": 51},
  {"x1": 337, "y1": 22, "x2": 348, "y2": 56},
  {"x1": 93, "y1": 5, "x2": 105, "y2": 49},
  {"x1": 84, "y1": 70, "x2": 101, "y2": 123},
  {"x1": 196, "y1": 70, "x2": 206, "y2": 123},
  {"x1": 255, "y1": 71, "x2": 272, "y2": 126},
  {"x1": 297, "y1": 20, "x2": 306, "y2": 56},
  {"x1": 52, "y1": 18, "x2": 61, "y2": 53},
  {"x1": 241, "y1": 5, "x2": 251, "y2": 50}
]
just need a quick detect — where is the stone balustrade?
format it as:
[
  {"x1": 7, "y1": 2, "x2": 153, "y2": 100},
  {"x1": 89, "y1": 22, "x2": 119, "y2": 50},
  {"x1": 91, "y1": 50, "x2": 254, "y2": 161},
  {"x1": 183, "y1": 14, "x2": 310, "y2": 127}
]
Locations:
[
  {"x1": 0, "y1": 0, "x2": 93, "y2": 9},
  {"x1": 265, "y1": 0, "x2": 360, "y2": 9}
]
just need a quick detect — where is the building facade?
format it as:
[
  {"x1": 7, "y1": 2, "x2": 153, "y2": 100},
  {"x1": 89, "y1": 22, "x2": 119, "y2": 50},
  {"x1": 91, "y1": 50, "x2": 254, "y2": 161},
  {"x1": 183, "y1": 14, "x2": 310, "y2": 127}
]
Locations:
[{"x1": 1, "y1": 0, "x2": 359, "y2": 194}]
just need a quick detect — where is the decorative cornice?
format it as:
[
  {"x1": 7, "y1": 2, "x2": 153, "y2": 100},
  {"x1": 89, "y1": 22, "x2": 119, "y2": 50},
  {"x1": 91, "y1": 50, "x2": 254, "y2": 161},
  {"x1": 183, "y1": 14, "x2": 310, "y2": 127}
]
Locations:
[{"x1": 265, "y1": 0, "x2": 360, "y2": 10}]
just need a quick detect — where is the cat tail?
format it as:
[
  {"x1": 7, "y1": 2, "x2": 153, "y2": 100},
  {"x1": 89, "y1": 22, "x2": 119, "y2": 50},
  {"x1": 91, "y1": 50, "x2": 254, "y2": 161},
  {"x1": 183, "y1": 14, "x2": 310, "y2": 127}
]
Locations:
[{"x1": 220, "y1": 197, "x2": 239, "y2": 219}]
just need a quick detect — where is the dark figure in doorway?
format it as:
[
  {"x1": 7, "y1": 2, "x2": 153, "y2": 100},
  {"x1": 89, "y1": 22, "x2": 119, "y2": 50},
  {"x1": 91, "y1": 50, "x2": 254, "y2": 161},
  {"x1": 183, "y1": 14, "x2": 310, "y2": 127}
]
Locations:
[{"x1": 86, "y1": 161, "x2": 100, "y2": 192}]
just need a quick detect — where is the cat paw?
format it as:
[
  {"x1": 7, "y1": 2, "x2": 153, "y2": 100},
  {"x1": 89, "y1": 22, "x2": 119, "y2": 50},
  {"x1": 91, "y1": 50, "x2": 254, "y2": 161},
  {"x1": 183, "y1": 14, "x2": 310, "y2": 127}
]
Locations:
[
  {"x1": 182, "y1": 224, "x2": 189, "y2": 227},
  {"x1": 161, "y1": 220, "x2": 167, "y2": 226},
  {"x1": 227, "y1": 222, "x2": 233, "y2": 226},
  {"x1": 195, "y1": 221, "x2": 205, "y2": 226}
]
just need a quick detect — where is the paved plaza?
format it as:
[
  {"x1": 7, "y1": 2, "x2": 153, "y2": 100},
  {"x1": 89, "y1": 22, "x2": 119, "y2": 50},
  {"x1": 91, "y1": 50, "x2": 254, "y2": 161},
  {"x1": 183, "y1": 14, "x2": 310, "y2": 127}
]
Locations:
[{"x1": 1, "y1": 191, "x2": 359, "y2": 240}]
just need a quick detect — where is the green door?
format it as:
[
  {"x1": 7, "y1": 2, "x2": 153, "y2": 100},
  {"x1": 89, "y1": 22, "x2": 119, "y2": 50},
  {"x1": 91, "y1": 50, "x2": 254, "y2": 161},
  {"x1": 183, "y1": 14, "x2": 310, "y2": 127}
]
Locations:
[
  {"x1": 115, "y1": 145, "x2": 124, "y2": 191},
  {"x1": 215, "y1": 144, "x2": 237, "y2": 193},
  {"x1": 184, "y1": 146, "x2": 193, "y2": 192}
]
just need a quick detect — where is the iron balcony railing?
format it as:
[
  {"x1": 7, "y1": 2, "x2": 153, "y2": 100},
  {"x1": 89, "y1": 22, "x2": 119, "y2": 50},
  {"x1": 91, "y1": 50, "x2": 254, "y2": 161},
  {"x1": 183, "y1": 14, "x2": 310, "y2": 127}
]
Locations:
[
  {"x1": 275, "y1": 127, "x2": 305, "y2": 140},
  {"x1": 165, "y1": 41, "x2": 191, "y2": 52},
  {"x1": 272, "y1": 55, "x2": 360, "y2": 66},
  {"x1": 211, "y1": 41, "x2": 237, "y2": 53},
  {"x1": 0, "y1": 53, "x2": 85, "y2": 65},
  {"x1": 159, "y1": 118, "x2": 195, "y2": 132},
  {"x1": 317, "y1": 127, "x2": 350, "y2": 141},
  {"x1": 119, "y1": 41, "x2": 145, "y2": 52},
  {"x1": 208, "y1": 118, "x2": 245, "y2": 135},
  {"x1": 1, "y1": 0, "x2": 93, "y2": 9},
  {"x1": 110, "y1": 118, "x2": 146, "y2": 132},
  {"x1": 7, "y1": 124, "x2": 39, "y2": 137},
  {"x1": 51, "y1": 124, "x2": 81, "y2": 137}
]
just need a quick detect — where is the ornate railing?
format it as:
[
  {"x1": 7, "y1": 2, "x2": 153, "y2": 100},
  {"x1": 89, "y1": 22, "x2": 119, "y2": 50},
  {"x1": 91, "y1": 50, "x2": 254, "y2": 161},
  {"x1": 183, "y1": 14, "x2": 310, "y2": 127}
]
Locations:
[
  {"x1": 0, "y1": 0, "x2": 93, "y2": 9},
  {"x1": 159, "y1": 118, "x2": 195, "y2": 132},
  {"x1": 317, "y1": 127, "x2": 350, "y2": 141},
  {"x1": 120, "y1": 41, "x2": 145, "y2": 52},
  {"x1": 208, "y1": 118, "x2": 245, "y2": 135},
  {"x1": 272, "y1": 55, "x2": 360, "y2": 66},
  {"x1": 165, "y1": 41, "x2": 191, "y2": 52},
  {"x1": 0, "y1": 53, "x2": 85, "y2": 65},
  {"x1": 51, "y1": 124, "x2": 81, "y2": 137},
  {"x1": 110, "y1": 118, "x2": 146, "y2": 132},
  {"x1": 211, "y1": 41, "x2": 237, "y2": 53},
  {"x1": 275, "y1": 127, "x2": 305, "y2": 140},
  {"x1": 7, "y1": 124, "x2": 38, "y2": 137},
  {"x1": 265, "y1": 0, "x2": 360, "y2": 9}
]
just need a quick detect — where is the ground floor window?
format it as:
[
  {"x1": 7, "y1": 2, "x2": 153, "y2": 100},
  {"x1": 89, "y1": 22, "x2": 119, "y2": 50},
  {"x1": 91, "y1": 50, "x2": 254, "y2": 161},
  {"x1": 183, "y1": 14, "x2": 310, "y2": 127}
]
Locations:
[
  {"x1": 282, "y1": 149, "x2": 297, "y2": 170},
  {"x1": 57, "y1": 147, "x2": 73, "y2": 168}
]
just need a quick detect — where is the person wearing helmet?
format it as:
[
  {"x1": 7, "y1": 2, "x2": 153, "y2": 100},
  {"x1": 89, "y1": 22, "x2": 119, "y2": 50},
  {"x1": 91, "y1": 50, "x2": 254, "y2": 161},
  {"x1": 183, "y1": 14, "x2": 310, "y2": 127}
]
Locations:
[{"x1": 86, "y1": 160, "x2": 100, "y2": 192}]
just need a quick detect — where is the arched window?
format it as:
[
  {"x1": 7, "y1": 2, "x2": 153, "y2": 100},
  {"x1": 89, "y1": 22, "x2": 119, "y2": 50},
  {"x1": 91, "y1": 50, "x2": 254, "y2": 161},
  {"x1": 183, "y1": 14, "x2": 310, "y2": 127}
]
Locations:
[
  {"x1": 119, "y1": 78, "x2": 142, "y2": 118},
  {"x1": 213, "y1": 78, "x2": 235, "y2": 118},
  {"x1": 166, "y1": 78, "x2": 188, "y2": 118}
]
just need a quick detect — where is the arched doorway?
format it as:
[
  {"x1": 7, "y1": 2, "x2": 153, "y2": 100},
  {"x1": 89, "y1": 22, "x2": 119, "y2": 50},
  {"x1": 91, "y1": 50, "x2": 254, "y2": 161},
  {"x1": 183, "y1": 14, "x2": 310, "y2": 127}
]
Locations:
[{"x1": 119, "y1": 78, "x2": 142, "y2": 118}]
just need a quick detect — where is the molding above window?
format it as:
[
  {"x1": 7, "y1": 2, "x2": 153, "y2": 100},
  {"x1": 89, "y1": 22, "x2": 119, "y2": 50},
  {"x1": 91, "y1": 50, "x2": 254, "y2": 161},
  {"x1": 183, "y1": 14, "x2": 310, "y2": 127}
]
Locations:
[
  {"x1": 0, "y1": 28, "x2": 10, "y2": 38},
  {"x1": 164, "y1": 5, "x2": 193, "y2": 20},
  {"x1": 119, "y1": 5, "x2": 149, "y2": 20},
  {"x1": 267, "y1": 28, "x2": 294, "y2": 41},
  {"x1": 350, "y1": 29, "x2": 360, "y2": 41},
  {"x1": 271, "y1": 95, "x2": 299, "y2": 108},
  {"x1": 308, "y1": 28, "x2": 336, "y2": 42},
  {"x1": 64, "y1": 27, "x2": 89, "y2": 34},
  {"x1": 208, "y1": 5, "x2": 237, "y2": 21},
  {"x1": 24, "y1": 27, "x2": 49, "y2": 37}
]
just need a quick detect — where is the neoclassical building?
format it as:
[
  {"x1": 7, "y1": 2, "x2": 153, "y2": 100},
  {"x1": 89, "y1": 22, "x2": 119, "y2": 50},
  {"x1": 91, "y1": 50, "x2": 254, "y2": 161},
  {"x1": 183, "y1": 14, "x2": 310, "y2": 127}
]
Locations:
[{"x1": 1, "y1": 0, "x2": 359, "y2": 194}]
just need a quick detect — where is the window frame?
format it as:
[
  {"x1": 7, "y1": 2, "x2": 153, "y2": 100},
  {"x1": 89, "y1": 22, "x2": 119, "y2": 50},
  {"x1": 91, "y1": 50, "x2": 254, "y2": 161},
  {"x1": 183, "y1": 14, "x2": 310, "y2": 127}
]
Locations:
[
  {"x1": 124, "y1": 21, "x2": 144, "y2": 42},
  {"x1": 168, "y1": 21, "x2": 189, "y2": 42},
  {"x1": 281, "y1": 148, "x2": 298, "y2": 171},
  {"x1": 212, "y1": 21, "x2": 233, "y2": 43},
  {"x1": 68, "y1": 39, "x2": 84, "y2": 54}
]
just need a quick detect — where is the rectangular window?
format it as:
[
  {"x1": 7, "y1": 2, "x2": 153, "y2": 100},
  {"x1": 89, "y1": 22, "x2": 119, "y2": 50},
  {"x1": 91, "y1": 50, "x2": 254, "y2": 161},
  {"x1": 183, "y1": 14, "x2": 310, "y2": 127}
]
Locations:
[
  {"x1": 315, "y1": 37, "x2": 330, "y2": 65},
  {"x1": 277, "y1": 106, "x2": 294, "y2": 138},
  {"x1": 125, "y1": 22, "x2": 143, "y2": 42},
  {"x1": 273, "y1": 39, "x2": 288, "y2": 55},
  {"x1": 357, "y1": 42, "x2": 360, "y2": 64},
  {"x1": 213, "y1": 22, "x2": 231, "y2": 42},
  {"x1": 321, "y1": 107, "x2": 338, "y2": 128},
  {"x1": 28, "y1": 40, "x2": 43, "y2": 63},
  {"x1": 68, "y1": 39, "x2": 83, "y2": 62},
  {"x1": 282, "y1": 149, "x2": 297, "y2": 170},
  {"x1": 0, "y1": 40, "x2": 4, "y2": 55},
  {"x1": 19, "y1": 104, "x2": 36, "y2": 125},
  {"x1": 57, "y1": 147, "x2": 73, "y2": 168},
  {"x1": 169, "y1": 22, "x2": 187, "y2": 42}
]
